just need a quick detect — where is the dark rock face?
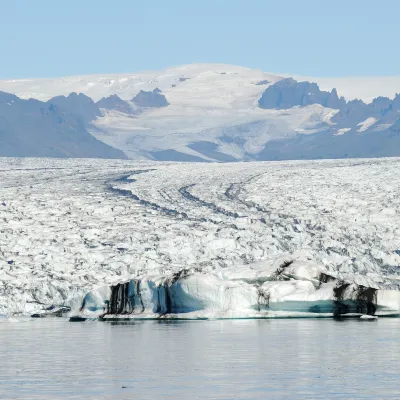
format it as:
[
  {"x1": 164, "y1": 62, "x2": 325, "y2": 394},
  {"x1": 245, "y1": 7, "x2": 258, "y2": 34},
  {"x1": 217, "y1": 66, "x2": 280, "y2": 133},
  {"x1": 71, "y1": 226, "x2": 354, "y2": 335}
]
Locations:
[
  {"x1": 97, "y1": 95, "x2": 134, "y2": 114},
  {"x1": 131, "y1": 88, "x2": 169, "y2": 108},
  {"x1": 47, "y1": 92, "x2": 102, "y2": 124},
  {"x1": 258, "y1": 79, "x2": 400, "y2": 133},
  {"x1": 0, "y1": 91, "x2": 19, "y2": 104},
  {"x1": 391, "y1": 93, "x2": 400, "y2": 110},
  {"x1": 332, "y1": 99, "x2": 370, "y2": 124},
  {"x1": 255, "y1": 80, "x2": 270, "y2": 86},
  {"x1": 325, "y1": 88, "x2": 346, "y2": 109},
  {"x1": 370, "y1": 96, "x2": 392, "y2": 113},
  {"x1": 257, "y1": 80, "x2": 400, "y2": 161},
  {"x1": 389, "y1": 117, "x2": 400, "y2": 133},
  {"x1": 258, "y1": 78, "x2": 346, "y2": 110},
  {"x1": 332, "y1": 94, "x2": 400, "y2": 126},
  {"x1": 0, "y1": 90, "x2": 127, "y2": 159},
  {"x1": 256, "y1": 118, "x2": 400, "y2": 161}
]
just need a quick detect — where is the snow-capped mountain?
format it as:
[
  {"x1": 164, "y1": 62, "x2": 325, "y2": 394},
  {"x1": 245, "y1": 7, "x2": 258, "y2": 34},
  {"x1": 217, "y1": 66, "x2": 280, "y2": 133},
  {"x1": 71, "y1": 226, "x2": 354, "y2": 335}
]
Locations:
[
  {"x1": 1, "y1": 63, "x2": 400, "y2": 161},
  {"x1": 0, "y1": 91, "x2": 126, "y2": 159}
]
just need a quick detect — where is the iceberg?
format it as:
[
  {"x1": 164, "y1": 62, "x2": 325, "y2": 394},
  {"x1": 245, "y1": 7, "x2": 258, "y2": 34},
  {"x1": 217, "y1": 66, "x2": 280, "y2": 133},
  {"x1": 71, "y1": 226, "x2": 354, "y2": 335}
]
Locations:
[
  {"x1": 31, "y1": 305, "x2": 71, "y2": 318},
  {"x1": 74, "y1": 258, "x2": 400, "y2": 320}
]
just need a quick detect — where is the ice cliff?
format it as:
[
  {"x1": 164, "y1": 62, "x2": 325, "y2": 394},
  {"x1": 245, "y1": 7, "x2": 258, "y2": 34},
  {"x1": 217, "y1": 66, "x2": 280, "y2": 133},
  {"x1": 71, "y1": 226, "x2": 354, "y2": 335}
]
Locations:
[{"x1": 77, "y1": 257, "x2": 400, "y2": 320}]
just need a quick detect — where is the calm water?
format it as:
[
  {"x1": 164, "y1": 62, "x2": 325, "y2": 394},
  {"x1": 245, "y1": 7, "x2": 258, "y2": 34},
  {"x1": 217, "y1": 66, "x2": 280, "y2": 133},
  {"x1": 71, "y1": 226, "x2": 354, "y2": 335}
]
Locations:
[{"x1": 0, "y1": 318, "x2": 399, "y2": 399}]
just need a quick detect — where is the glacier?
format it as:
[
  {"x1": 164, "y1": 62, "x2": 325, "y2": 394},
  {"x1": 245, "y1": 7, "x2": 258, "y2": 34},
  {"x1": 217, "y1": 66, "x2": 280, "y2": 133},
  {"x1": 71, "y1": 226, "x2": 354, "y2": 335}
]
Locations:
[{"x1": 1, "y1": 157, "x2": 400, "y2": 319}]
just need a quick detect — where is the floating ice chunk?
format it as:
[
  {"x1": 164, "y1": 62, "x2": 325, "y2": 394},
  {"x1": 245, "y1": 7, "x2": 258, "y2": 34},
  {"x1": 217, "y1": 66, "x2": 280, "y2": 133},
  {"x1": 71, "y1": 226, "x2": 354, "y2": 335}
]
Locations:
[
  {"x1": 74, "y1": 260, "x2": 400, "y2": 320},
  {"x1": 376, "y1": 290, "x2": 400, "y2": 312},
  {"x1": 360, "y1": 315, "x2": 378, "y2": 320}
]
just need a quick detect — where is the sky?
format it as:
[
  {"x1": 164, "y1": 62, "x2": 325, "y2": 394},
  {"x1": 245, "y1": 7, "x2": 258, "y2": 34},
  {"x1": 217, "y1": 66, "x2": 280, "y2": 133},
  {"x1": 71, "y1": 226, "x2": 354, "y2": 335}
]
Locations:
[{"x1": 1, "y1": 0, "x2": 399, "y2": 79}]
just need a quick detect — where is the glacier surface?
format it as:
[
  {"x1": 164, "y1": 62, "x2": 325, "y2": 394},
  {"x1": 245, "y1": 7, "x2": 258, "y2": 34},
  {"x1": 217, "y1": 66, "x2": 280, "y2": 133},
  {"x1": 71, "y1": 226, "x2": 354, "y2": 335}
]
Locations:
[{"x1": 1, "y1": 157, "x2": 400, "y2": 318}]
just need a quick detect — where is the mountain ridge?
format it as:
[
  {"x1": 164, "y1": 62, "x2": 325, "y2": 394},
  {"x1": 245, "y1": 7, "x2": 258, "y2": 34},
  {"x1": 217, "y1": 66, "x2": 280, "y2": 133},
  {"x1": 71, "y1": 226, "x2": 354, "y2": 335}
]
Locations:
[
  {"x1": 1, "y1": 64, "x2": 400, "y2": 161},
  {"x1": 0, "y1": 91, "x2": 127, "y2": 159}
]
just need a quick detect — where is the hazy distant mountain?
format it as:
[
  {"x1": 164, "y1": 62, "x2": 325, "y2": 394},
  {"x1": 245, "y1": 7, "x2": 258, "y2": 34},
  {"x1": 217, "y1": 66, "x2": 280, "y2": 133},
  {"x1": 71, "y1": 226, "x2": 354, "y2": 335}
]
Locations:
[
  {"x1": 0, "y1": 91, "x2": 127, "y2": 159},
  {"x1": 258, "y1": 78, "x2": 346, "y2": 110},
  {"x1": 131, "y1": 88, "x2": 169, "y2": 108},
  {"x1": 47, "y1": 92, "x2": 102, "y2": 125},
  {"x1": 0, "y1": 64, "x2": 400, "y2": 162},
  {"x1": 96, "y1": 95, "x2": 135, "y2": 114},
  {"x1": 255, "y1": 78, "x2": 400, "y2": 160}
]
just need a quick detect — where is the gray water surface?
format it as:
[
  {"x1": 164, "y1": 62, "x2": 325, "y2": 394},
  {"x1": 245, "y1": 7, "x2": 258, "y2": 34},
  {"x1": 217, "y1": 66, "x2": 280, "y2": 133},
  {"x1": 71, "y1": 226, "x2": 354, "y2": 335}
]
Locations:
[{"x1": 0, "y1": 319, "x2": 399, "y2": 399}]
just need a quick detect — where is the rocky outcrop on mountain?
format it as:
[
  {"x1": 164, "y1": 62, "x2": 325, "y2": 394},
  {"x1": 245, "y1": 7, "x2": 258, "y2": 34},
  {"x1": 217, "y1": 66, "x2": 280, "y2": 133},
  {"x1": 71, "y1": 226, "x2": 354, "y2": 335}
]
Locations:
[
  {"x1": 261, "y1": 79, "x2": 400, "y2": 127},
  {"x1": 0, "y1": 91, "x2": 127, "y2": 159},
  {"x1": 96, "y1": 95, "x2": 134, "y2": 114},
  {"x1": 370, "y1": 96, "x2": 393, "y2": 113},
  {"x1": 258, "y1": 78, "x2": 346, "y2": 110},
  {"x1": 332, "y1": 94, "x2": 400, "y2": 126},
  {"x1": 47, "y1": 92, "x2": 103, "y2": 124},
  {"x1": 325, "y1": 88, "x2": 346, "y2": 109},
  {"x1": 389, "y1": 117, "x2": 400, "y2": 133},
  {"x1": 256, "y1": 117, "x2": 400, "y2": 161},
  {"x1": 258, "y1": 79, "x2": 400, "y2": 141},
  {"x1": 255, "y1": 80, "x2": 270, "y2": 86},
  {"x1": 332, "y1": 99, "x2": 370, "y2": 125},
  {"x1": 131, "y1": 88, "x2": 169, "y2": 108}
]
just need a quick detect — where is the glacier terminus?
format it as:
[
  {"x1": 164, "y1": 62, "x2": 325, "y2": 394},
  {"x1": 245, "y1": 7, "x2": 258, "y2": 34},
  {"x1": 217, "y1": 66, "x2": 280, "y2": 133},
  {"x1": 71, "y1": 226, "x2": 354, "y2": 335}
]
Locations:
[{"x1": 1, "y1": 157, "x2": 400, "y2": 320}]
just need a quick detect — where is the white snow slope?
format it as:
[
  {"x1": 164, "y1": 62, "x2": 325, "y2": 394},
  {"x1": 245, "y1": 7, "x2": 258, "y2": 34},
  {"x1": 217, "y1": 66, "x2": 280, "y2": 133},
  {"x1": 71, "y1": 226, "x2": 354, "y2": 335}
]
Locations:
[
  {"x1": 1, "y1": 64, "x2": 399, "y2": 161},
  {"x1": 1, "y1": 157, "x2": 400, "y2": 317},
  {"x1": 2, "y1": 64, "x2": 397, "y2": 103}
]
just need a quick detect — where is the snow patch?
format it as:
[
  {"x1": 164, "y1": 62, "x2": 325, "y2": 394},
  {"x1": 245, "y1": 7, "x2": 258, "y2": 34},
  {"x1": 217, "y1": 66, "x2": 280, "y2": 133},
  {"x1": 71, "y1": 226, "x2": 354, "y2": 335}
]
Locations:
[
  {"x1": 357, "y1": 117, "x2": 377, "y2": 132},
  {"x1": 335, "y1": 128, "x2": 352, "y2": 136}
]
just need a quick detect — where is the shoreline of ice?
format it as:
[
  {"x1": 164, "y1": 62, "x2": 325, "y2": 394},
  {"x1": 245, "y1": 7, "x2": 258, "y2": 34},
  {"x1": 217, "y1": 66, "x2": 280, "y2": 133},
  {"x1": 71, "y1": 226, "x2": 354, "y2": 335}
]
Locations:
[{"x1": 73, "y1": 257, "x2": 400, "y2": 321}]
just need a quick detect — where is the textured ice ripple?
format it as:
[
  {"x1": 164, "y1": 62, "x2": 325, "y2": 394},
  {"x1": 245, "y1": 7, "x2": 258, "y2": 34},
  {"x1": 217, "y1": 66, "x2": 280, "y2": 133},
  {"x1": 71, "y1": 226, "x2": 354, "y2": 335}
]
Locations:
[{"x1": 1, "y1": 157, "x2": 400, "y2": 316}]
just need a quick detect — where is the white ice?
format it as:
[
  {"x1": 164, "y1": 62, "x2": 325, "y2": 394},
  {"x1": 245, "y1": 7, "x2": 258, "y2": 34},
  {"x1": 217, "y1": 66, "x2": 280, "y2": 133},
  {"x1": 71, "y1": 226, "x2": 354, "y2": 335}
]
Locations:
[
  {"x1": 78, "y1": 257, "x2": 400, "y2": 319},
  {"x1": 358, "y1": 117, "x2": 377, "y2": 132},
  {"x1": 1, "y1": 157, "x2": 400, "y2": 317}
]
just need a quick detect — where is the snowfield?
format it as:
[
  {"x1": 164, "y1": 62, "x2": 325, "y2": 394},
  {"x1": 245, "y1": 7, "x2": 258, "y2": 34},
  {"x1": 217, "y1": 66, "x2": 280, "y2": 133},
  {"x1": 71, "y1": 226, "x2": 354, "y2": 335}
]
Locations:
[
  {"x1": 1, "y1": 157, "x2": 400, "y2": 318},
  {"x1": 0, "y1": 64, "x2": 289, "y2": 160},
  {"x1": 2, "y1": 64, "x2": 400, "y2": 162},
  {"x1": 2, "y1": 64, "x2": 398, "y2": 104}
]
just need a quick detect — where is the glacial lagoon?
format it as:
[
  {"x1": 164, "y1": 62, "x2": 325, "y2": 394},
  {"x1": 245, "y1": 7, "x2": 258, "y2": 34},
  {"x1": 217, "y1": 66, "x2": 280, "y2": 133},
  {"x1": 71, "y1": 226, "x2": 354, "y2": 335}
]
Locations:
[{"x1": 1, "y1": 318, "x2": 399, "y2": 399}]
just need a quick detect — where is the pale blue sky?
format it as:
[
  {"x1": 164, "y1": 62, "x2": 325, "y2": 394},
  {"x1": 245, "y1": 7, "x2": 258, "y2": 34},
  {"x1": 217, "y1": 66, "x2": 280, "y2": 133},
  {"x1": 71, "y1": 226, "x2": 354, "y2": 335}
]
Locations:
[{"x1": 1, "y1": 0, "x2": 398, "y2": 78}]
